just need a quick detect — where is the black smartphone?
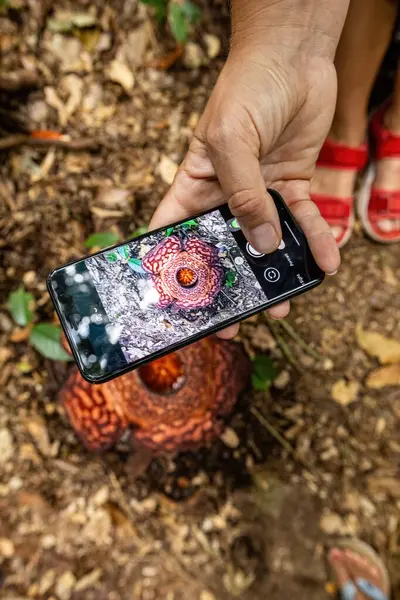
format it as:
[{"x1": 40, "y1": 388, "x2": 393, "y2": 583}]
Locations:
[{"x1": 48, "y1": 189, "x2": 324, "y2": 384}]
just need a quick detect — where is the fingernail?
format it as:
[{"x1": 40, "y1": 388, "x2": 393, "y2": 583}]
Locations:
[
  {"x1": 250, "y1": 223, "x2": 279, "y2": 253},
  {"x1": 327, "y1": 269, "x2": 338, "y2": 276}
]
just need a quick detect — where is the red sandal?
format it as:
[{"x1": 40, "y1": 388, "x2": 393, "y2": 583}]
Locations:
[
  {"x1": 357, "y1": 105, "x2": 400, "y2": 243},
  {"x1": 312, "y1": 139, "x2": 368, "y2": 248}
]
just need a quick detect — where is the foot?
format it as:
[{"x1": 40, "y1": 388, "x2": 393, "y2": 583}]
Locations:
[
  {"x1": 311, "y1": 129, "x2": 367, "y2": 247},
  {"x1": 371, "y1": 106, "x2": 400, "y2": 235},
  {"x1": 311, "y1": 163, "x2": 358, "y2": 244},
  {"x1": 329, "y1": 546, "x2": 388, "y2": 600}
]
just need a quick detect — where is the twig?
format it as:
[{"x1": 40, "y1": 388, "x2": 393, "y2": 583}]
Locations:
[
  {"x1": 0, "y1": 70, "x2": 39, "y2": 92},
  {"x1": 0, "y1": 134, "x2": 100, "y2": 151},
  {"x1": 277, "y1": 319, "x2": 323, "y2": 361},
  {"x1": 250, "y1": 406, "x2": 295, "y2": 456},
  {"x1": 266, "y1": 317, "x2": 302, "y2": 373},
  {"x1": 103, "y1": 463, "x2": 217, "y2": 595},
  {"x1": 250, "y1": 406, "x2": 317, "y2": 476}
]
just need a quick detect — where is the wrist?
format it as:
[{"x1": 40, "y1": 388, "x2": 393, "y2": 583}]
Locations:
[{"x1": 231, "y1": 0, "x2": 349, "y2": 60}]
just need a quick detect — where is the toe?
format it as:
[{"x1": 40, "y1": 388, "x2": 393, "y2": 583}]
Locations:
[{"x1": 328, "y1": 548, "x2": 352, "y2": 588}]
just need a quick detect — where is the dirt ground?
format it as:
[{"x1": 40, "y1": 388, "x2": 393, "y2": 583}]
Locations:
[{"x1": 1, "y1": 1, "x2": 400, "y2": 599}]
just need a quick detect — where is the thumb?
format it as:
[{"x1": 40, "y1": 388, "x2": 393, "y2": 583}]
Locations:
[{"x1": 206, "y1": 130, "x2": 281, "y2": 253}]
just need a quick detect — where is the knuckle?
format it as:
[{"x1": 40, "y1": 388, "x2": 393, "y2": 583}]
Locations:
[
  {"x1": 205, "y1": 118, "x2": 234, "y2": 151},
  {"x1": 229, "y1": 190, "x2": 263, "y2": 220}
]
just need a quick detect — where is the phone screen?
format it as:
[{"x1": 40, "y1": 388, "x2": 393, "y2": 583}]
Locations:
[{"x1": 48, "y1": 192, "x2": 324, "y2": 382}]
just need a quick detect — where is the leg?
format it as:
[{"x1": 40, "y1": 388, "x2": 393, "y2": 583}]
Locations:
[{"x1": 311, "y1": 0, "x2": 397, "y2": 244}]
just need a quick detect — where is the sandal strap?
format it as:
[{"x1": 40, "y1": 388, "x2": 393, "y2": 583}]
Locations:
[
  {"x1": 317, "y1": 138, "x2": 368, "y2": 170},
  {"x1": 356, "y1": 578, "x2": 388, "y2": 600},
  {"x1": 371, "y1": 104, "x2": 400, "y2": 160},
  {"x1": 369, "y1": 189, "x2": 400, "y2": 221},
  {"x1": 313, "y1": 194, "x2": 353, "y2": 225},
  {"x1": 341, "y1": 581, "x2": 357, "y2": 600}
]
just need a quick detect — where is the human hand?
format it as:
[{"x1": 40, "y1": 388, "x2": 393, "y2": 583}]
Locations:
[{"x1": 149, "y1": 42, "x2": 341, "y2": 337}]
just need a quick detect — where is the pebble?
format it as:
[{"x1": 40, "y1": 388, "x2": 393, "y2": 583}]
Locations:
[
  {"x1": 273, "y1": 370, "x2": 290, "y2": 390},
  {"x1": 220, "y1": 427, "x2": 240, "y2": 449},
  {"x1": 0, "y1": 428, "x2": 14, "y2": 465},
  {"x1": 200, "y1": 592, "x2": 216, "y2": 600},
  {"x1": 183, "y1": 42, "x2": 204, "y2": 68},
  {"x1": 320, "y1": 511, "x2": 344, "y2": 535},
  {"x1": 203, "y1": 34, "x2": 221, "y2": 59},
  {"x1": 74, "y1": 569, "x2": 102, "y2": 592},
  {"x1": 0, "y1": 538, "x2": 14, "y2": 557},
  {"x1": 39, "y1": 569, "x2": 56, "y2": 595},
  {"x1": 22, "y1": 270, "x2": 36, "y2": 285},
  {"x1": 55, "y1": 571, "x2": 76, "y2": 600},
  {"x1": 41, "y1": 534, "x2": 56, "y2": 549}
]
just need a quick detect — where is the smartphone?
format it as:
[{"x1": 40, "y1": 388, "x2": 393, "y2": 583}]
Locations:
[{"x1": 48, "y1": 189, "x2": 324, "y2": 384}]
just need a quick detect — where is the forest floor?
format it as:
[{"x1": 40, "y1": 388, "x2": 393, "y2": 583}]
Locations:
[{"x1": 1, "y1": 1, "x2": 400, "y2": 599}]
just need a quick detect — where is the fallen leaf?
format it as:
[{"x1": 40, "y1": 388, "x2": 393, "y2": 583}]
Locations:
[
  {"x1": 356, "y1": 324, "x2": 400, "y2": 364},
  {"x1": 10, "y1": 326, "x2": 31, "y2": 343},
  {"x1": 158, "y1": 155, "x2": 178, "y2": 184},
  {"x1": 47, "y1": 10, "x2": 97, "y2": 33},
  {"x1": 383, "y1": 265, "x2": 398, "y2": 287},
  {"x1": 118, "y1": 26, "x2": 149, "y2": 68},
  {"x1": 44, "y1": 86, "x2": 67, "y2": 126},
  {"x1": 26, "y1": 417, "x2": 54, "y2": 457},
  {"x1": 95, "y1": 187, "x2": 131, "y2": 209},
  {"x1": 107, "y1": 60, "x2": 134, "y2": 93},
  {"x1": 62, "y1": 74, "x2": 84, "y2": 122},
  {"x1": 366, "y1": 364, "x2": 400, "y2": 389},
  {"x1": 331, "y1": 379, "x2": 360, "y2": 406},
  {"x1": 368, "y1": 475, "x2": 400, "y2": 499}
]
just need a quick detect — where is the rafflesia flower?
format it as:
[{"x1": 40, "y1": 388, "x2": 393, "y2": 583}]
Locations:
[
  {"x1": 142, "y1": 235, "x2": 224, "y2": 309},
  {"x1": 59, "y1": 337, "x2": 250, "y2": 453}
]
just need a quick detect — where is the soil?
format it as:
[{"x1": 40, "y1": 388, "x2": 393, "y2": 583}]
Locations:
[{"x1": 1, "y1": 2, "x2": 400, "y2": 599}]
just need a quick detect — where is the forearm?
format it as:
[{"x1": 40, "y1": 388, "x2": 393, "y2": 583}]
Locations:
[{"x1": 231, "y1": 0, "x2": 350, "y2": 59}]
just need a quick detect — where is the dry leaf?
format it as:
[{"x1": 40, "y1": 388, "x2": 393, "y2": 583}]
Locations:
[
  {"x1": 45, "y1": 86, "x2": 67, "y2": 126},
  {"x1": 10, "y1": 326, "x2": 31, "y2": 343},
  {"x1": 331, "y1": 379, "x2": 360, "y2": 406},
  {"x1": 158, "y1": 155, "x2": 178, "y2": 185},
  {"x1": 368, "y1": 475, "x2": 400, "y2": 499},
  {"x1": 356, "y1": 324, "x2": 400, "y2": 364},
  {"x1": 107, "y1": 60, "x2": 134, "y2": 93},
  {"x1": 366, "y1": 364, "x2": 400, "y2": 389},
  {"x1": 95, "y1": 187, "x2": 131, "y2": 209}
]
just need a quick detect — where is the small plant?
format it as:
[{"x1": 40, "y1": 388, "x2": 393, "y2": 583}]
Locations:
[
  {"x1": 131, "y1": 225, "x2": 148, "y2": 238},
  {"x1": 84, "y1": 231, "x2": 121, "y2": 249},
  {"x1": 141, "y1": 0, "x2": 201, "y2": 44},
  {"x1": 8, "y1": 287, "x2": 72, "y2": 361},
  {"x1": 251, "y1": 354, "x2": 277, "y2": 392}
]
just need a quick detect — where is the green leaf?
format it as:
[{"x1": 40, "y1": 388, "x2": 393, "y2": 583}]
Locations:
[
  {"x1": 8, "y1": 286, "x2": 34, "y2": 326},
  {"x1": 132, "y1": 225, "x2": 148, "y2": 238},
  {"x1": 224, "y1": 270, "x2": 237, "y2": 287},
  {"x1": 165, "y1": 227, "x2": 174, "y2": 237},
  {"x1": 84, "y1": 231, "x2": 121, "y2": 249},
  {"x1": 251, "y1": 354, "x2": 277, "y2": 391},
  {"x1": 105, "y1": 251, "x2": 118, "y2": 263},
  {"x1": 181, "y1": 219, "x2": 198, "y2": 229},
  {"x1": 29, "y1": 324, "x2": 73, "y2": 361},
  {"x1": 181, "y1": 0, "x2": 201, "y2": 23},
  {"x1": 128, "y1": 257, "x2": 142, "y2": 266},
  {"x1": 119, "y1": 245, "x2": 130, "y2": 260},
  {"x1": 170, "y1": 2, "x2": 189, "y2": 43},
  {"x1": 141, "y1": 0, "x2": 167, "y2": 22}
]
